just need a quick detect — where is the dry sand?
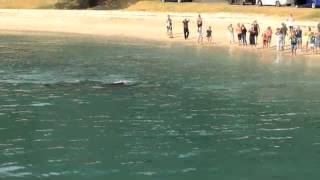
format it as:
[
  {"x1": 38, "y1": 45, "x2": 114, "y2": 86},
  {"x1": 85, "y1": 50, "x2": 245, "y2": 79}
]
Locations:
[{"x1": 0, "y1": 9, "x2": 319, "y2": 56}]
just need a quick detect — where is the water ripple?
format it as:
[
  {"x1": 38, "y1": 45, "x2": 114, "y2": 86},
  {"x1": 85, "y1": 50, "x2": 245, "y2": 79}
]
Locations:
[
  {"x1": 0, "y1": 166, "x2": 31, "y2": 178},
  {"x1": 258, "y1": 127, "x2": 300, "y2": 131}
]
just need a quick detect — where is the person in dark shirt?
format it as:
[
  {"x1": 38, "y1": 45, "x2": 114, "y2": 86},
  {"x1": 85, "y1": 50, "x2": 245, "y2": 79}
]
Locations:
[
  {"x1": 206, "y1": 26, "x2": 212, "y2": 44},
  {"x1": 295, "y1": 26, "x2": 302, "y2": 50},
  {"x1": 241, "y1": 24, "x2": 247, "y2": 46},
  {"x1": 249, "y1": 25, "x2": 256, "y2": 47},
  {"x1": 290, "y1": 31, "x2": 298, "y2": 55},
  {"x1": 197, "y1": 14, "x2": 203, "y2": 33},
  {"x1": 253, "y1": 20, "x2": 260, "y2": 44},
  {"x1": 310, "y1": 32, "x2": 316, "y2": 53},
  {"x1": 281, "y1": 23, "x2": 288, "y2": 47},
  {"x1": 183, "y1": 19, "x2": 190, "y2": 40}
]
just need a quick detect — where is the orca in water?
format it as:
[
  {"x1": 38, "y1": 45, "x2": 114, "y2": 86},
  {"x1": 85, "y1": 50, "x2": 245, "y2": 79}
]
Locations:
[{"x1": 43, "y1": 80, "x2": 134, "y2": 88}]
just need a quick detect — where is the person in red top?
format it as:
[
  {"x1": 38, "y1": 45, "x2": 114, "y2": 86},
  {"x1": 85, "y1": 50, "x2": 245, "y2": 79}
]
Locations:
[{"x1": 265, "y1": 27, "x2": 273, "y2": 48}]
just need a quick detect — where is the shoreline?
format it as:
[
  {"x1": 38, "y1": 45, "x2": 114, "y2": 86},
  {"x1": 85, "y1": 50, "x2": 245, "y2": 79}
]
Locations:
[
  {"x1": 0, "y1": 9, "x2": 319, "y2": 58},
  {"x1": 2, "y1": 29, "x2": 318, "y2": 62}
]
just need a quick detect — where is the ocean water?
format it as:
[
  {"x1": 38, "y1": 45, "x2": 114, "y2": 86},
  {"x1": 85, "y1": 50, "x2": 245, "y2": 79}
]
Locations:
[{"x1": 0, "y1": 33, "x2": 320, "y2": 180}]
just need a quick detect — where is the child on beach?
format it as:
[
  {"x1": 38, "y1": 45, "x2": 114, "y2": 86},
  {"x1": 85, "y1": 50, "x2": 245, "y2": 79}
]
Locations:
[
  {"x1": 310, "y1": 32, "x2": 316, "y2": 53},
  {"x1": 262, "y1": 33, "x2": 268, "y2": 48},
  {"x1": 236, "y1": 23, "x2": 242, "y2": 45},
  {"x1": 206, "y1": 26, "x2": 212, "y2": 44},
  {"x1": 228, "y1": 24, "x2": 234, "y2": 44},
  {"x1": 290, "y1": 31, "x2": 298, "y2": 55},
  {"x1": 166, "y1": 15, "x2": 173, "y2": 38},
  {"x1": 275, "y1": 28, "x2": 284, "y2": 51},
  {"x1": 183, "y1": 18, "x2": 190, "y2": 40}
]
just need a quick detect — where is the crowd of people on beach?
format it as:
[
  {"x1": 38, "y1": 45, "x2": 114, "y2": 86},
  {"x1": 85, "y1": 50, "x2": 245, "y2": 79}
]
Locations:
[{"x1": 166, "y1": 14, "x2": 320, "y2": 56}]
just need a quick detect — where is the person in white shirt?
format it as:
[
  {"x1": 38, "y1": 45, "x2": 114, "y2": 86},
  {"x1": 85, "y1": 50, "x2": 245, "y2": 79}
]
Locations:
[
  {"x1": 197, "y1": 25, "x2": 203, "y2": 44},
  {"x1": 275, "y1": 28, "x2": 284, "y2": 51},
  {"x1": 287, "y1": 14, "x2": 294, "y2": 33}
]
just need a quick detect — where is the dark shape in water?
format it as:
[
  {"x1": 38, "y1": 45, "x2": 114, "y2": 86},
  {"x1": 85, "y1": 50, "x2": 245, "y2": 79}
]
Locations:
[{"x1": 43, "y1": 80, "x2": 134, "y2": 89}]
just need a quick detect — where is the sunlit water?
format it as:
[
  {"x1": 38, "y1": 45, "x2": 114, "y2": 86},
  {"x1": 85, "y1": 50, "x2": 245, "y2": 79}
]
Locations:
[{"x1": 1, "y1": 32, "x2": 320, "y2": 179}]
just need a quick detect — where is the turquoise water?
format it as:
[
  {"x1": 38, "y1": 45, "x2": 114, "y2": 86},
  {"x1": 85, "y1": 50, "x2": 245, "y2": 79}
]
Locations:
[{"x1": 1, "y1": 33, "x2": 320, "y2": 179}]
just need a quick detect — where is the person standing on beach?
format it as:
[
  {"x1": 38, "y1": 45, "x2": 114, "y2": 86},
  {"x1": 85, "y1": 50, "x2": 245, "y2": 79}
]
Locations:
[
  {"x1": 315, "y1": 32, "x2": 320, "y2": 53},
  {"x1": 275, "y1": 28, "x2": 284, "y2": 51},
  {"x1": 236, "y1": 23, "x2": 242, "y2": 45},
  {"x1": 197, "y1": 14, "x2": 203, "y2": 33},
  {"x1": 249, "y1": 25, "x2": 256, "y2": 47},
  {"x1": 228, "y1": 24, "x2": 234, "y2": 44},
  {"x1": 197, "y1": 24, "x2": 203, "y2": 44},
  {"x1": 266, "y1": 27, "x2": 273, "y2": 48},
  {"x1": 281, "y1": 23, "x2": 288, "y2": 47},
  {"x1": 183, "y1": 19, "x2": 190, "y2": 40},
  {"x1": 253, "y1": 20, "x2": 260, "y2": 44},
  {"x1": 309, "y1": 32, "x2": 316, "y2": 53},
  {"x1": 306, "y1": 26, "x2": 313, "y2": 52},
  {"x1": 262, "y1": 32, "x2": 268, "y2": 48},
  {"x1": 166, "y1": 15, "x2": 173, "y2": 38},
  {"x1": 295, "y1": 26, "x2": 302, "y2": 50},
  {"x1": 290, "y1": 31, "x2": 298, "y2": 55},
  {"x1": 287, "y1": 14, "x2": 295, "y2": 33},
  {"x1": 206, "y1": 26, "x2": 212, "y2": 44},
  {"x1": 241, "y1": 24, "x2": 247, "y2": 46}
]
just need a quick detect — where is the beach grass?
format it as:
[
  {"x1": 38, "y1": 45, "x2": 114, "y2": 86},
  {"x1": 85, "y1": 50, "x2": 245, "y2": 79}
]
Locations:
[
  {"x1": 0, "y1": 0, "x2": 58, "y2": 9},
  {"x1": 127, "y1": 1, "x2": 320, "y2": 20}
]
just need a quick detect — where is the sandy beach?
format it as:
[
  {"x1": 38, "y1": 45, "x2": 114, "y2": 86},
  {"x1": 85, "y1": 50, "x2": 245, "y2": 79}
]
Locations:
[{"x1": 0, "y1": 9, "x2": 319, "y2": 56}]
